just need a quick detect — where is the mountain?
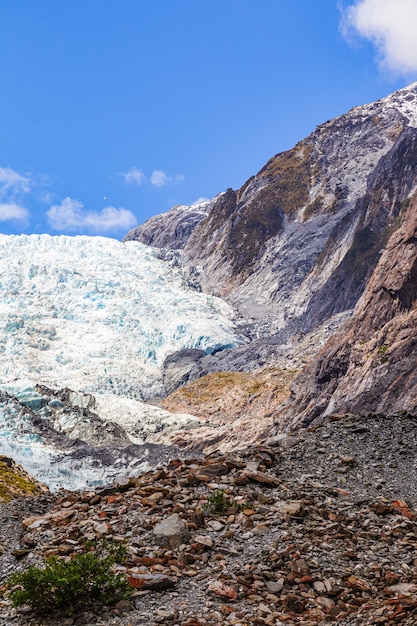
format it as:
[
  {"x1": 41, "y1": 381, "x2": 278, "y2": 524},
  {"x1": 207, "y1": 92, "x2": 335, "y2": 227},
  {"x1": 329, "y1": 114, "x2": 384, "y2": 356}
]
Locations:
[
  {"x1": 3, "y1": 83, "x2": 417, "y2": 490},
  {"x1": 3, "y1": 84, "x2": 417, "y2": 626},
  {"x1": 126, "y1": 81, "x2": 417, "y2": 432}
]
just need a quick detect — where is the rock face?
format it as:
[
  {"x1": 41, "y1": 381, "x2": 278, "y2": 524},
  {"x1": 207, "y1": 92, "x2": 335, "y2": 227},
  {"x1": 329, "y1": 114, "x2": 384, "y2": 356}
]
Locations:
[
  {"x1": 276, "y1": 186, "x2": 417, "y2": 430},
  {"x1": 123, "y1": 198, "x2": 215, "y2": 249},
  {"x1": 159, "y1": 368, "x2": 296, "y2": 454},
  {"x1": 125, "y1": 83, "x2": 417, "y2": 397},
  {"x1": 162, "y1": 349, "x2": 207, "y2": 395}
]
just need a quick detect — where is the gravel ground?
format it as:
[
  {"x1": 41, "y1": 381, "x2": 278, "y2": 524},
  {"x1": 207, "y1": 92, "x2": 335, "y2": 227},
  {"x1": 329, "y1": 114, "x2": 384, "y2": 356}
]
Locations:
[{"x1": 0, "y1": 411, "x2": 416, "y2": 626}]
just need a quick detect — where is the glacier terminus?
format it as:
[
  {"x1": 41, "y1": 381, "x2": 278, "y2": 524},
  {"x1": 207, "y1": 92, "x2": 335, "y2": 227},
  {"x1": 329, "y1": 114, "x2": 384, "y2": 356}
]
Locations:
[{"x1": 0, "y1": 234, "x2": 244, "y2": 490}]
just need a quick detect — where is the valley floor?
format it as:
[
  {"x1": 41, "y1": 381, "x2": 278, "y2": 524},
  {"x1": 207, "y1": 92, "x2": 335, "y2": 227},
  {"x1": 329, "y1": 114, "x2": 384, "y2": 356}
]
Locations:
[{"x1": 0, "y1": 412, "x2": 416, "y2": 626}]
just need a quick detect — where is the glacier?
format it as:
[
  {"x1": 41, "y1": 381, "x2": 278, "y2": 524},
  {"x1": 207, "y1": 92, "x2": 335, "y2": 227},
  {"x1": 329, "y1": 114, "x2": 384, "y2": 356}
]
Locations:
[{"x1": 0, "y1": 234, "x2": 244, "y2": 490}]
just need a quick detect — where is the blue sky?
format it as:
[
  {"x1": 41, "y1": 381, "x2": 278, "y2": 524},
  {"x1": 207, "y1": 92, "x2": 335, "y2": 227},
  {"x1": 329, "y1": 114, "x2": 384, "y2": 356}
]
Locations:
[{"x1": 1, "y1": 0, "x2": 417, "y2": 239}]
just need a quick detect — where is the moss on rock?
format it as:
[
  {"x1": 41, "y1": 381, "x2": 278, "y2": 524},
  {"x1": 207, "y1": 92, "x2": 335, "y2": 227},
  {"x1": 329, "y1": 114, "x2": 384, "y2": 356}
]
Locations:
[{"x1": 0, "y1": 456, "x2": 48, "y2": 502}]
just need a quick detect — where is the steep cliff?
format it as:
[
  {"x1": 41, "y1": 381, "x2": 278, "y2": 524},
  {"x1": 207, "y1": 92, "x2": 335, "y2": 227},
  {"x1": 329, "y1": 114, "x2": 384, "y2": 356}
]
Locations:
[
  {"x1": 181, "y1": 84, "x2": 417, "y2": 338},
  {"x1": 276, "y1": 186, "x2": 417, "y2": 430}
]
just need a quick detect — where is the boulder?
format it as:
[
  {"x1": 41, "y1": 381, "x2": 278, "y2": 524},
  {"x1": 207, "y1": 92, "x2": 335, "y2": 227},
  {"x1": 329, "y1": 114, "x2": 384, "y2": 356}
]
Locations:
[{"x1": 153, "y1": 513, "x2": 190, "y2": 548}]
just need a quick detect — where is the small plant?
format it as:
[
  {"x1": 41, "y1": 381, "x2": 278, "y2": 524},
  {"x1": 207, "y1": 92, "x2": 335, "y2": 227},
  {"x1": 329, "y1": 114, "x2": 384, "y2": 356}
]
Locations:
[
  {"x1": 377, "y1": 344, "x2": 389, "y2": 363},
  {"x1": 204, "y1": 489, "x2": 228, "y2": 514},
  {"x1": 5, "y1": 540, "x2": 131, "y2": 615}
]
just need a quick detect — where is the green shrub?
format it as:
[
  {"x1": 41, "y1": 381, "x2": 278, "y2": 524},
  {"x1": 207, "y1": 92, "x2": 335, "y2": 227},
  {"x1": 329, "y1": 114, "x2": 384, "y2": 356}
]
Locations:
[
  {"x1": 5, "y1": 541, "x2": 131, "y2": 615},
  {"x1": 204, "y1": 489, "x2": 228, "y2": 513}
]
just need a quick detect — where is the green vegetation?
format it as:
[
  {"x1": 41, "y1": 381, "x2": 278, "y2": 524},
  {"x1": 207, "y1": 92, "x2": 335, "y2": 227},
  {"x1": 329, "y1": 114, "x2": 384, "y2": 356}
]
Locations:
[
  {"x1": 204, "y1": 489, "x2": 251, "y2": 514},
  {"x1": 377, "y1": 344, "x2": 389, "y2": 364},
  {"x1": 4, "y1": 541, "x2": 131, "y2": 615},
  {"x1": 0, "y1": 457, "x2": 44, "y2": 502},
  {"x1": 204, "y1": 489, "x2": 228, "y2": 513}
]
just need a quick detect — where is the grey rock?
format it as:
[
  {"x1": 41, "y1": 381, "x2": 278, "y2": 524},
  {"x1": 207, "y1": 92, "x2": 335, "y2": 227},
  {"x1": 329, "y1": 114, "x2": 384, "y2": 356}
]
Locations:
[
  {"x1": 153, "y1": 513, "x2": 191, "y2": 548},
  {"x1": 126, "y1": 83, "x2": 417, "y2": 414},
  {"x1": 162, "y1": 349, "x2": 206, "y2": 395},
  {"x1": 123, "y1": 198, "x2": 214, "y2": 249}
]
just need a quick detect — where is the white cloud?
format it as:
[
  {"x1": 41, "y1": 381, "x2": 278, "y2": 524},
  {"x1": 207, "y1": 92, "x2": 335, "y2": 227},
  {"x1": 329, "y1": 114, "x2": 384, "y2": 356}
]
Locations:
[
  {"x1": 0, "y1": 203, "x2": 29, "y2": 223},
  {"x1": 341, "y1": 0, "x2": 417, "y2": 75},
  {"x1": 120, "y1": 168, "x2": 146, "y2": 186},
  {"x1": 83, "y1": 206, "x2": 137, "y2": 231},
  {"x1": 150, "y1": 170, "x2": 185, "y2": 188},
  {"x1": 0, "y1": 167, "x2": 31, "y2": 224},
  {"x1": 119, "y1": 167, "x2": 185, "y2": 189},
  {"x1": 0, "y1": 167, "x2": 31, "y2": 194},
  {"x1": 47, "y1": 197, "x2": 137, "y2": 233}
]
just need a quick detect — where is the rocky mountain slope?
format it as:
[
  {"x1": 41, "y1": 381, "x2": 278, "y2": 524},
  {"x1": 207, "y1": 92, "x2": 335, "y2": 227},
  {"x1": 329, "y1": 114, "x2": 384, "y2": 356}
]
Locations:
[
  {"x1": 125, "y1": 81, "x2": 417, "y2": 428},
  {"x1": 0, "y1": 457, "x2": 47, "y2": 503},
  {"x1": 277, "y1": 187, "x2": 417, "y2": 430},
  {"x1": 2, "y1": 83, "x2": 417, "y2": 626}
]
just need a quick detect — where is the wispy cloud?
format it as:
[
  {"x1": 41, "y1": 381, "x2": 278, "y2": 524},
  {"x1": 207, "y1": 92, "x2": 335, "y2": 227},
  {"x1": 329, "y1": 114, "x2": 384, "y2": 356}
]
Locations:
[
  {"x1": 0, "y1": 167, "x2": 31, "y2": 194},
  {"x1": 120, "y1": 167, "x2": 146, "y2": 186},
  {"x1": 0, "y1": 202, "x2": 29, "y2": 223},
  {"x1": 341, "y1": 0, "x2": 417, "y2": 76},
  {"x1": 47, "y1": 197, "x2": 137, "y2": 233},
  {"x1": 0, "y1": 166, "x2": 31, "y2": 224},
  {"x1": 150, "y1": 170, "x2": 185, "y2": 188},
  {"x1": 120, "y1": 167, "x2": 185, "y2": 188}
]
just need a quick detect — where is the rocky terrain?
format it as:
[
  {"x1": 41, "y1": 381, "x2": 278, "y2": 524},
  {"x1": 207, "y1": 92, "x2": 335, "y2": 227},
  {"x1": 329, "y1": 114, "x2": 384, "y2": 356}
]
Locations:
[
  {"x1": 157, "y1": 368, "x2": 296, "y2": 455},
  {"x1": 0, "y1": 457, "x2": 47, "y2": 503},
  {"x1": 1, "y1": 412, "x2": 417, "y2": 626}
]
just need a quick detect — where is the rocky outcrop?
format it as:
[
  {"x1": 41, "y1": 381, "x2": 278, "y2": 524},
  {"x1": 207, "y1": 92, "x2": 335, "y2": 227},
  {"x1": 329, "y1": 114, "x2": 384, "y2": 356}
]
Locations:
[
  {"x1": 276, "y1": 186, "x2": 417, "y2": 430},
  {"x1": 162, "y1": 348, "x2": 206, "y2": 395},
  {"x1": 181, "y1": 85, "x2": 417, "y2": 337},
  {"x1": 123, "y1": 198, "x2": 214, "y2": 249},
  {"x1": 0, "y1": 457, "x2": 48, "y2": 503},
  {"x1": 159, "y1": 368, "x2": 296, "y2": 454}
]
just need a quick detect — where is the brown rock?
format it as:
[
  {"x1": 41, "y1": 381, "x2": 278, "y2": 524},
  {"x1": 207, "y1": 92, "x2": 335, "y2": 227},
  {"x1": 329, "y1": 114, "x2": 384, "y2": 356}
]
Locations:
[
  {"x1": 289, "y1": 558, "x2": 310, "y2": 576},
  {"x1": 346, "y1": 575, "x2": 371, "y2": 591},
  {"x1": 127, "y1": 573, "x2": 175, "y2": 591},
  {"x1": 282, "y1": 594, "x2": 305, "y2": 614},
  {"x1": 208, "y1": 580, "x2": 238, "y2": 601},
  {"x1": 384, "y1": 572, "x2": 400, "y2": 585},
  {"x1": 237, "y1": 470, "x2": 279, "y2": 487},
  {"x1": 317, "y1": 596, "x2": 336, "y2": 612}
]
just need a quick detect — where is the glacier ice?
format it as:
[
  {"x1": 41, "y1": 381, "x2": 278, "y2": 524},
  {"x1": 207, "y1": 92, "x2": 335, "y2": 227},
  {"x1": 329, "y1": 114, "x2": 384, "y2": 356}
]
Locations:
[{"x1": 0, "y1": 234, "x2": 243, "y2": 489}]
